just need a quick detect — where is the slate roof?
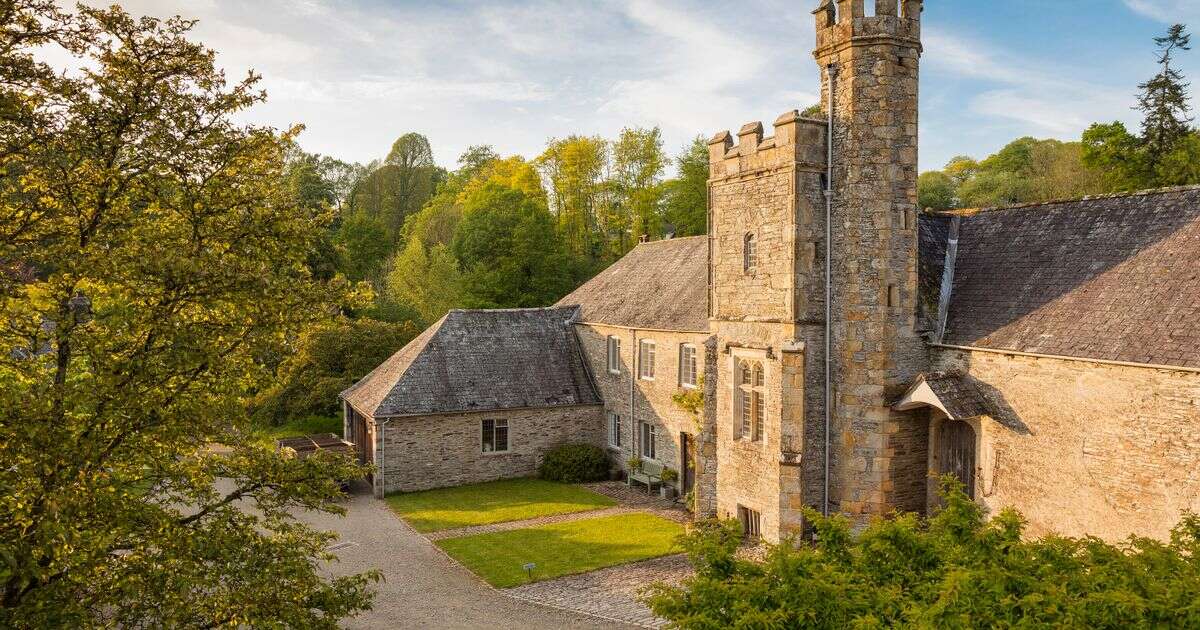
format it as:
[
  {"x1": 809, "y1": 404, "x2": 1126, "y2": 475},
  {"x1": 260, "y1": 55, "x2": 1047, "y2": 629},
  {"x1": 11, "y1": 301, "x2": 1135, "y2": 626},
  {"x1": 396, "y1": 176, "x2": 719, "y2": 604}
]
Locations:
[
  {"x1": 920, "y1": 372, "x2": 993, "y2": 420},
  {"x1": 924, "y1": 186, "x2": 1200, "y2": 368},
  {"x1": 555, "y1": 236, "x2": 709, "y2": 331},
  {"x1": 340, "y1": 306, "x2": 601, "y2": 418}
]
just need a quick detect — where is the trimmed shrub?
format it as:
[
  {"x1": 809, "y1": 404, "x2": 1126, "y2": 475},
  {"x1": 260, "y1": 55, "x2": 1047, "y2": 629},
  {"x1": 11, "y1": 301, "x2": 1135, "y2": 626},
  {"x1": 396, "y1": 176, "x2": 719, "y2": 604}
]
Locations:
[{"x1": 538, "y1": 444, "x2": 610, "y2": 483}]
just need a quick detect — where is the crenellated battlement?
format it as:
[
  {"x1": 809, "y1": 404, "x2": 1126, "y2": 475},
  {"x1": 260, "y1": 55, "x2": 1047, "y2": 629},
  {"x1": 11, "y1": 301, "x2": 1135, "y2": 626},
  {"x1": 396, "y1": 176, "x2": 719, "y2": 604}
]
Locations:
[
  {"x1": 813, "y1": 0, "x2": 922, "y2": 55},
  {"x1": 707, "y1": 110, "x2": 827, "y2": 180}
]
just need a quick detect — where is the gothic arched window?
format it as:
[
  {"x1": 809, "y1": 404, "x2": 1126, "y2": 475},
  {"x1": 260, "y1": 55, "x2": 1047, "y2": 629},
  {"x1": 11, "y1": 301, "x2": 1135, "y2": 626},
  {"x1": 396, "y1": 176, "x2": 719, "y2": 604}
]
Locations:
[
  {"x1": 743, "y1": 233, "x2": 758, "y2": 272},
  {"x1": 737, "y1": 360, "x2": 765, "y2": 441}
]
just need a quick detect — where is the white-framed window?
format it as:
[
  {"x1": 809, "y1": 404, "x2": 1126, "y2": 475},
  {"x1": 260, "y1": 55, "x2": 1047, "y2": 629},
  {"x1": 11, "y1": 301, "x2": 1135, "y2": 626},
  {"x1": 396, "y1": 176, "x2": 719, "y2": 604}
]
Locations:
[
  {"x1": 640, "y1": 422, "x2": 657, "y2": 460},
  {"x1": 679, "y1": 343, "x2": 697, "y2": 388},
  {"x1": 736, "y1": 360, "x2": 765, "y2": 442},
  {"x1": 481, "y1": 418, "x2": 509, "y2": 453},
  {"x1": 744, "y1": 232, "x2": 758, "y2": 272},
  {"x1": 607, "y1": 411, "x2": 622, "y2": 447},
  {"x1": 606, "y1": 336, "x2": 621, "y2": 374},
  {"x1": 737, "y1": 505, "x2": 761, "y2": 539},
  {"x1": 638, "y1": 340, "x2": 656, "y2": 380}
]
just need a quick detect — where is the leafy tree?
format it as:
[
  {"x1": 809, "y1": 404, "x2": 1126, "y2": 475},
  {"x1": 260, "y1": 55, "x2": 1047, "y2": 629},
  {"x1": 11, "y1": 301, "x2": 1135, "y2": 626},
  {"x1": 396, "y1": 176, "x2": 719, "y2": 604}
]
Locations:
[
  {"x1": 663, "y1": 136, "x2": 710, "y2": 237},
  {"x1": 1138, "y1": 24, "x2": 1193, "y2": 166},
  {"x1": 917, "y1": 170, "x2": 956, "y2": 210},
  {"x1": 460, "y1": 155, "x2": 546, "y2": 203},
  {"x1": 612, "y1": 126, "x2": 667, "y2": 245},
  {"x1": 348, "y1": 133, "x2": 440, "y2": 242},
  {"x1": 253, "y1": 318, "x2": 418, "y2": 424},
  {"x1": 286, "y1": 150, "x2": 365, "y2": 280},
  {"x1": 333, "y1": 210, "x2": 392, "y2": 281},
  {"x1": 0, "y1": 4, "x2": 376, "y2": 626},
  {"x1": 1082, "y1": 121, "x2": 1152, "y2": 191},
  {"x1": 926, "y1": 139, "x2": 1108, "y2": 208},
  {"x1": 647, "y1": 479, "x2": 1200, "y2": 629},
  {"x1": 452, "y1": 182, "x2": 578, "y2": 308},
  {"x1": 385, "y1": 238, "x2": 464, "y2": 326},
  {"x1": 537, "y1": 135, "x2": 608, "y2": 260},
  {"x1": 456, "y1": 144, "x2": 501, "y2": 180}
]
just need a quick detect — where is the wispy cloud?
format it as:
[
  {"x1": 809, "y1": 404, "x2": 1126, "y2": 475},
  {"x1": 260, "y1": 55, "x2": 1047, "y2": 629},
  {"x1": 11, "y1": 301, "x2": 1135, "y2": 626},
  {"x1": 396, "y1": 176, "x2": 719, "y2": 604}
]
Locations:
[
  {"x1": 1123, "y1": 0, "x2": 1200, "y2": 24},
  {"x1": 925, "y1": 28, "x2": 1133, "y2": 137}
]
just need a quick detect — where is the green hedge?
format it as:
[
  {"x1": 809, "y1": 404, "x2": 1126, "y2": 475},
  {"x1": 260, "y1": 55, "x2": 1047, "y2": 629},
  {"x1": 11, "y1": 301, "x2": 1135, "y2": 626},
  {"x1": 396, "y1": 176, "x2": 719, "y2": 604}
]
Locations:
[
  {"x1": 646, "y1": 477, "x2": 1200, "y2": 628},
  {"x1": 538, "y1": 444, "x2": 610, "y2": 483}
]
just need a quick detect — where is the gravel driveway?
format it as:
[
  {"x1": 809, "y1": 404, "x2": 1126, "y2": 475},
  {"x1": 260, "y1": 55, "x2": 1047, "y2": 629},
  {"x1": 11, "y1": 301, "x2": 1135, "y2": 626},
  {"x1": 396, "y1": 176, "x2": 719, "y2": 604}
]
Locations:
[{"x1": 293, "y1": 482, "x2": 633, "y2": 629}]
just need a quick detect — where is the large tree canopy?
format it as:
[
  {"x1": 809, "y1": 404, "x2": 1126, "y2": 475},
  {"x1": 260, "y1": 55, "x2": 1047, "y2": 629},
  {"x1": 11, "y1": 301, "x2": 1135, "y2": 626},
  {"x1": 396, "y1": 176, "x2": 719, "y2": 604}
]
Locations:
[{"x1": 0, "y1": 3, "x2": 375, "y2": 626}]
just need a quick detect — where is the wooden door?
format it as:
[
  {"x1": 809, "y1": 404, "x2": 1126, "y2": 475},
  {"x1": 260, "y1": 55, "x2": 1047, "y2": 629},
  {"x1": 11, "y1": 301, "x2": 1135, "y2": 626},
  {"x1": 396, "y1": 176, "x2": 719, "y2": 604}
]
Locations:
[
  {"x1": 937, "y1": 421, "x2": 976, "y2": 499},
  {"x1": 680, "y1": 433, "x2": 695, "y2": 495}
]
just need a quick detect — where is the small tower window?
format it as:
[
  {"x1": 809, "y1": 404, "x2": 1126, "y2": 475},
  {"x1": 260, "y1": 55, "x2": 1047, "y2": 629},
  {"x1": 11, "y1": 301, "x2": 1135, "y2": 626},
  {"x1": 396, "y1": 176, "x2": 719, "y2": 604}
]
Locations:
[
  {"x1": 743, "y1": 233, "x2": 758, "y2": 273},
  {"x1": 887, "y1": 284, "x2": 900, "y2": 308}
]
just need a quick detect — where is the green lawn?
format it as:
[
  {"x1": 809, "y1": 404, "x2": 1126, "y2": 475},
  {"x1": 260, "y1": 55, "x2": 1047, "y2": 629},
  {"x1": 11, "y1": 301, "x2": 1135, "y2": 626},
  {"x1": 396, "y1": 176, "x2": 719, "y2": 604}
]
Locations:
[
  {"x1": 386, "y1": 478, "x2": 616, "y2": 533},
  {"x1": 436, "y1": 512, "x2": 684, "y2": 587},
  {"x1": 258, "y1": 415, "x2": 342, "y2": 441}
]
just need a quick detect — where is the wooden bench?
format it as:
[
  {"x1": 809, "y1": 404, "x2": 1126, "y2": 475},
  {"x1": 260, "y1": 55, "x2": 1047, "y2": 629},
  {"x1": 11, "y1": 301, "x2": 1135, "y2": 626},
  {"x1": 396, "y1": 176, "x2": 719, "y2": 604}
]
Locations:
[{"x1": 627, "y1": 460, "x2": 663, "y2": 494}]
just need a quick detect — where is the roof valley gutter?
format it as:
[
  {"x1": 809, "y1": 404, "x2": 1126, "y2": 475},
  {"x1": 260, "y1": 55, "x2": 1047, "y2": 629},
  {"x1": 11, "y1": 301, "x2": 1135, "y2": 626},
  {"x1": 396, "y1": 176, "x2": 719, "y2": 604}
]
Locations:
[
  {"x1": 823, "y1": 62, "x2": 838, "y2": 518},
  {"x1": 934, "y1": 216, "x2": 961, "y2": 344}
]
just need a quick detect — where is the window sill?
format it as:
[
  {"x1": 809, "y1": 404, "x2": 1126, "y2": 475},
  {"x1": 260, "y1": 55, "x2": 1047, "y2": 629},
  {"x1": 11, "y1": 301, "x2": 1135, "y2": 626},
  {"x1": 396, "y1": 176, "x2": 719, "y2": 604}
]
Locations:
[
  {"x1": 640, "y1": 376, "x2": 655, "y2": 382},
  {"x1": 481, "y1": 450, "x2": 514, "y2": 456}
]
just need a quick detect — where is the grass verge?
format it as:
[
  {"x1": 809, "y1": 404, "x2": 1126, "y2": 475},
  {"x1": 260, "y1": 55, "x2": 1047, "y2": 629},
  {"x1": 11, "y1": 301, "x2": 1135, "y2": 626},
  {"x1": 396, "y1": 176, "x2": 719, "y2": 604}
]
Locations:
[
  {"x1": 436, "y1": 512, "x2": 684, "y2": 587},
  {"x1": 387, "y1": 478, "x2": 615, "y2": 533},
  {"x1": 258, "y1": 415, "x2": 342, "y2": 441}
]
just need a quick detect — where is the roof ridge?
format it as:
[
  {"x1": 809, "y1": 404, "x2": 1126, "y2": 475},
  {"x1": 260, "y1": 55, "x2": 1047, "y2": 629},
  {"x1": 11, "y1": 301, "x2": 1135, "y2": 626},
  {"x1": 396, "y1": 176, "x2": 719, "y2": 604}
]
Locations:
[
  {"x1": 448, "y1": 306, "x2": 577, "y2": 314},
  {"x1": 928, "y1": 184, "x2": 1200, "y2": 217},
  {"x1": 635, "y1": 234, "x2": 707, "y2": 245}
]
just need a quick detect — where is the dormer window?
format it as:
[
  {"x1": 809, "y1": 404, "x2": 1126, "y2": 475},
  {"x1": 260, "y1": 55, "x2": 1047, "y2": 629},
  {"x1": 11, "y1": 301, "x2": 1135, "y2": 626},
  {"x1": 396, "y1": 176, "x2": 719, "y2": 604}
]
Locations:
[{"x1": 743, "y1": 233, "x2": 758, "y2": 273}]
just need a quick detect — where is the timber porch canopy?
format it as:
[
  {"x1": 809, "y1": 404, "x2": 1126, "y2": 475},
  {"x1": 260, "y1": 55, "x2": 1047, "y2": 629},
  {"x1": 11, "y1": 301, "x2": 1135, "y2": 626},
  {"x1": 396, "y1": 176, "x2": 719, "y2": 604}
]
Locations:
[{"x1": 892, "y1": 372, "x2": 993, "y2": 421}]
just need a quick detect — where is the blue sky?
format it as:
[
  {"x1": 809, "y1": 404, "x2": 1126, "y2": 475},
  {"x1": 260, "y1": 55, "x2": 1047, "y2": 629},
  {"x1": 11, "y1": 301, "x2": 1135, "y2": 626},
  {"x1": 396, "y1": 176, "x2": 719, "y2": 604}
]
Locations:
[{"x1": 103, "y1": 1, "x2": 1200, "y2": 173}]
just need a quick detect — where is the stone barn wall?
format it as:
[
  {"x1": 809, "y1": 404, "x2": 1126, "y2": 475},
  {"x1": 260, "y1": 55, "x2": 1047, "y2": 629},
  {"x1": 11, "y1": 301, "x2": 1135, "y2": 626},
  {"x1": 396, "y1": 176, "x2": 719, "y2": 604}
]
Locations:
[
  {"x1": 372, "y1": 405, "x2": 605, "y2": 496},
  {"x1": 933, "y1": 347, "x2": 1200, "y2": 541}
]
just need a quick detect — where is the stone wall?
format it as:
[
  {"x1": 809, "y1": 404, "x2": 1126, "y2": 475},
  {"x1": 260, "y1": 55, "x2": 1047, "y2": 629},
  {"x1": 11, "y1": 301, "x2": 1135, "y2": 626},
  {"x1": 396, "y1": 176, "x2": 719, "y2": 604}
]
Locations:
[
  {"x1": 813, "y1": 0, "x2": 929, "y2": 523},
  {"x1": 573, "y1": 323, "x2": 709, "y2": 485},
  {"x1": 371, "y1": 405, "x2": 605, "y2": 496},
  {"x1": 934, "y1": 347, "x2": 1200, "y2": 541}
]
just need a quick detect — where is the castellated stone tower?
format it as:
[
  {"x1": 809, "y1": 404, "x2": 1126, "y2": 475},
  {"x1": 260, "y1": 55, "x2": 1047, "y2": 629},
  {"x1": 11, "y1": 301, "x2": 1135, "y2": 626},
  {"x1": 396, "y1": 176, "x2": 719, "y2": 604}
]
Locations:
[
  {"x1": 814, "y1": 0, "x2": 928, "y2": 520},
  {"x1": 701, "y1": 0, "x2": 925, "y2": 542},
  {"x1": 705, "y1": 110, "x2": 830, "y2": 540}
]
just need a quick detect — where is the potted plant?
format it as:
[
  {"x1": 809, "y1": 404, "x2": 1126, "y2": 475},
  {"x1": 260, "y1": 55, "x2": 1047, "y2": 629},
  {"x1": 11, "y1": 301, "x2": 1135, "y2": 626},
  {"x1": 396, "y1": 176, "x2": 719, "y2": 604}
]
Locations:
[
  {"x1": 660, "y1": 467, "x2": 679, "y2": 499},
  {"x1": 626, "y1": 456, "x2": 642, "y2": 474}
]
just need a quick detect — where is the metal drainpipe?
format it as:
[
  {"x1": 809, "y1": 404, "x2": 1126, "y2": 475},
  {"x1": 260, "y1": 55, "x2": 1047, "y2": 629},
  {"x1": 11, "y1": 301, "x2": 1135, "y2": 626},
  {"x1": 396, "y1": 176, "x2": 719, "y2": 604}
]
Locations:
[
  {"x1": 629, "y1": 329, "x2": 637, "y2": 459},
  {"x1": 379, "y1": 418, "x2": 391, "y2": 498},
  {"x1": 823, "y1": 62, "x2": 838, "y2": 518}
]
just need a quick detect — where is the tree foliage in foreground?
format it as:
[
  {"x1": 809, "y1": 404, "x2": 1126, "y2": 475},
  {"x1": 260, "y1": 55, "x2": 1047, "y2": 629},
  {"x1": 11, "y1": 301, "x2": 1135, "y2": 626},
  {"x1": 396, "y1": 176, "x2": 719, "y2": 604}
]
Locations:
[
  {"x1": 0, "y1": 3, "x2": 376, "y2": 626},
  {"x1": 647, "y1": 480, "x2": 1200, "y2": 629},
  {"x1": 252, "y1": 318, "x2": 418, "y2": 425}
]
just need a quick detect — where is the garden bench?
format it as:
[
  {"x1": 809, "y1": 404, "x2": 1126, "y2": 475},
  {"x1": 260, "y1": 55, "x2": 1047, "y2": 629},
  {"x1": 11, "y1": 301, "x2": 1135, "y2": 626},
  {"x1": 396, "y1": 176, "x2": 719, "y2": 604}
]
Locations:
[{"x1": 627, "y1": 460, "x2": 662, "y2": 494}]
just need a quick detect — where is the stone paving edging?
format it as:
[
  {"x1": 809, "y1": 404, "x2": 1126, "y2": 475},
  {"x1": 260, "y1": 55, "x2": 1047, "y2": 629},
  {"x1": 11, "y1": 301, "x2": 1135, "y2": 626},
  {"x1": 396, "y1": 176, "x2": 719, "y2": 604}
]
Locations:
[{"x1": 425, "y1": 503, "x2": 689, "y2": 541}]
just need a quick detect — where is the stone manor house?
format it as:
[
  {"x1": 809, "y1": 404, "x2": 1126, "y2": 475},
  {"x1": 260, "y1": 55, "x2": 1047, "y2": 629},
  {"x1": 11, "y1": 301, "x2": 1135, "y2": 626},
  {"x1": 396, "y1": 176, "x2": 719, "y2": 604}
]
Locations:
[{"x1": 341, "y1": 0, "x2": 1200, "y2": 543}]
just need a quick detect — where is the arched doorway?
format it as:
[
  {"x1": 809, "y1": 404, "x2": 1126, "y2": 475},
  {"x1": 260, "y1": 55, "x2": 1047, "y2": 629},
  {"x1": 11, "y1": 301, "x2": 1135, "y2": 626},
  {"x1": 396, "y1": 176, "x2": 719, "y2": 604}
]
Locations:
[{"x1": 936, "y1": 420, "x2": 976, "y2": 499}]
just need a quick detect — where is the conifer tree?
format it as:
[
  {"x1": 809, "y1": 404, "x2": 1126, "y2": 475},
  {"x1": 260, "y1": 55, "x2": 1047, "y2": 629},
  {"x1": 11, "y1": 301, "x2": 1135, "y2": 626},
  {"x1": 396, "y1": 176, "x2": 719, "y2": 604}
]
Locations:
[{"x1": 1137, "y1": 23, "x2": 1193, "y2": 165}]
